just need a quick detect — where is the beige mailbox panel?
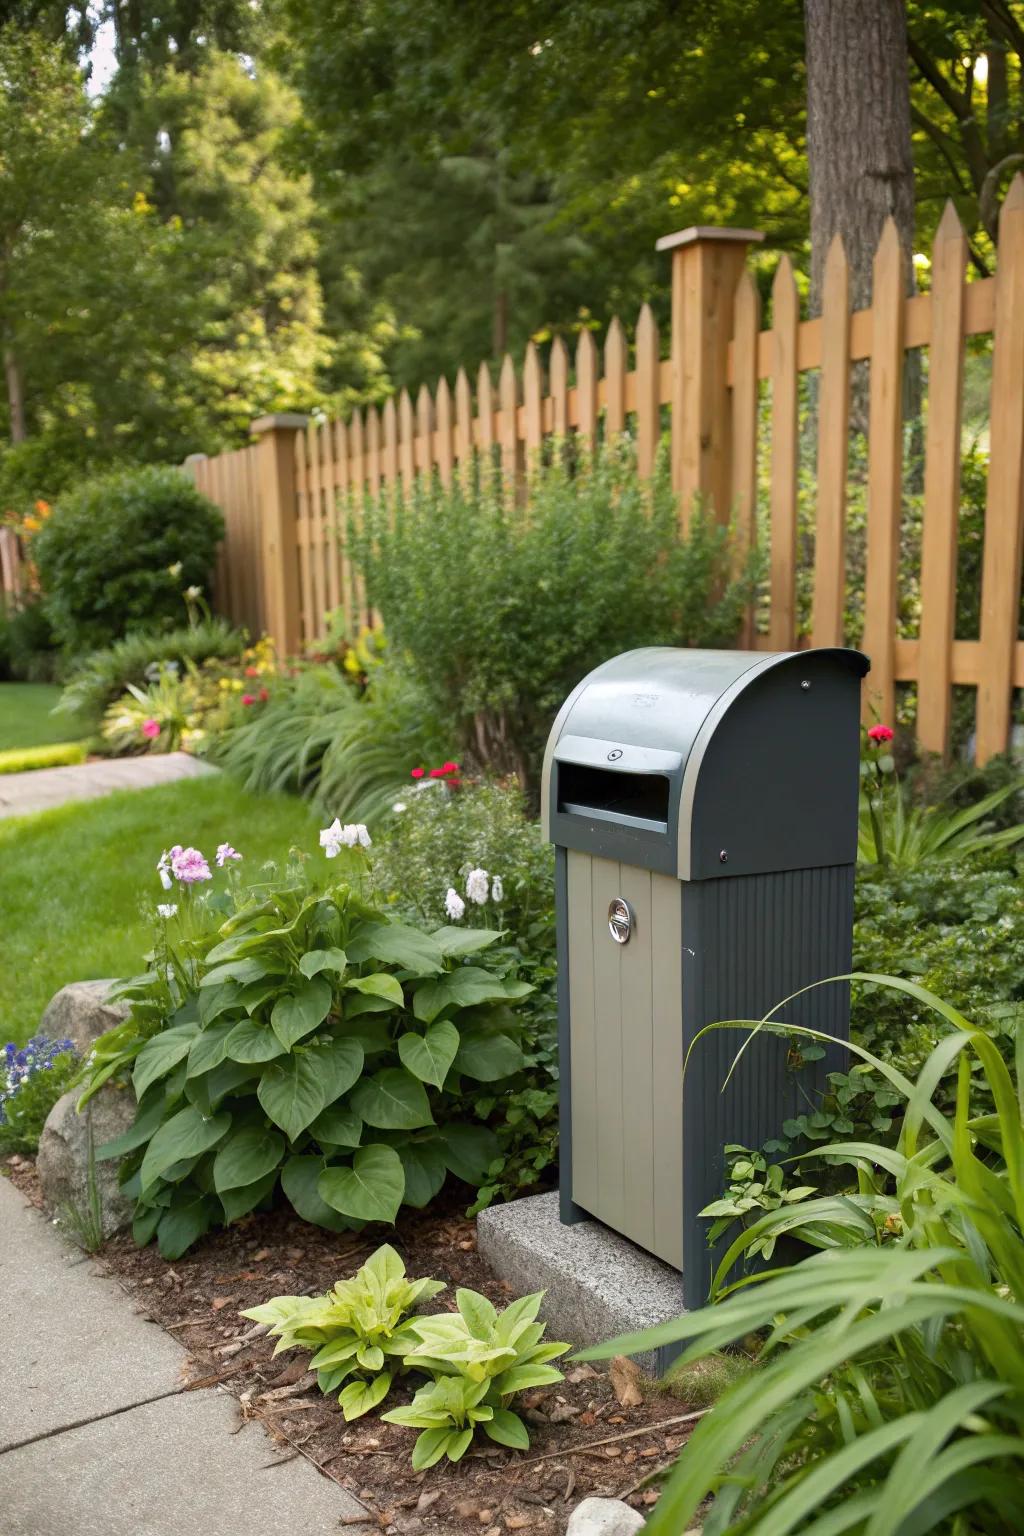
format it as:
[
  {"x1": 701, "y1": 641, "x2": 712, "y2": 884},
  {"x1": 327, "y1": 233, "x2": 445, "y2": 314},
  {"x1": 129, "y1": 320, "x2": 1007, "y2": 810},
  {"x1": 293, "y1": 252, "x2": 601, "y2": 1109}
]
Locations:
[{"x1": 566, "y1": 851, "x2": 683, "y2": 1268}]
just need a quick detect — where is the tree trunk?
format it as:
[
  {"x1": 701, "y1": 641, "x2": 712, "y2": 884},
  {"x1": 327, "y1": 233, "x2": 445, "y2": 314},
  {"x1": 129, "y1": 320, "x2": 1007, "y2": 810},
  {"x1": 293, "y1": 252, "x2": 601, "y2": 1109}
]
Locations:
[
  {"x1": 4, "y1": 346, "x2": 26, "y2": 445},
  {"x1": 805, "y1": 0, "x2": 916, "y2": 315}
]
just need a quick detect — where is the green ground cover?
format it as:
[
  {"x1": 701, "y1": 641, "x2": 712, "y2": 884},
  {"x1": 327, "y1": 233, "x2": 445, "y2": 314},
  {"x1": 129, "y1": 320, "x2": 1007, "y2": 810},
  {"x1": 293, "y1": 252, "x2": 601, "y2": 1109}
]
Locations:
[
  {"x1": 0, "y1": 682, "x2": 85, "y2": 751},
  {"x1": 0, "y1": 774, "x2": 318, "y2": 1047}
]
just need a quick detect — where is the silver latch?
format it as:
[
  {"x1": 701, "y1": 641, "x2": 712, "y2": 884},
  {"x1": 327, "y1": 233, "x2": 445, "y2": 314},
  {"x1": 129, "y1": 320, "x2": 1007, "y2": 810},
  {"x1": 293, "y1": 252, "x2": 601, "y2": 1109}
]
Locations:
[{"x1": 608, "y1": 897, "x2": 633, "y2": 945}]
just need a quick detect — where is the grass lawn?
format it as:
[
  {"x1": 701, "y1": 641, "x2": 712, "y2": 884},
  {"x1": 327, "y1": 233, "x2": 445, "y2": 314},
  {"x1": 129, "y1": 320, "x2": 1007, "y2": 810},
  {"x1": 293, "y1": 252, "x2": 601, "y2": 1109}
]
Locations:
[
  {"x1": 0, "y1": 773, "x2": 318, "y2": 1047},
  {"x1": 0, "y1": 682, "x2": 85, "y2": 751}
]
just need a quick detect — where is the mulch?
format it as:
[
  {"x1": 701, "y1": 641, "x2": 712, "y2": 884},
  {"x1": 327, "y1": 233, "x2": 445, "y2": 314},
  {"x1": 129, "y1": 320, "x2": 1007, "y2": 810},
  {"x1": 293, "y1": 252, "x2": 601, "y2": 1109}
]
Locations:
[{"x1": 7, "y1": 1158, "x2": 696, "y2": 1534}]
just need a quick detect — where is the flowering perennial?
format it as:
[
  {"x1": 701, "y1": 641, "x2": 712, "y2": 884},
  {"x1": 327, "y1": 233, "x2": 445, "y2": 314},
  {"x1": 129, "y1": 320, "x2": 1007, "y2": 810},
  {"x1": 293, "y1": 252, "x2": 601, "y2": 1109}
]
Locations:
[
  {"x1": 320, "y1": 819, "x2": 372, "y2": 858},
  {"x1": 1, "y1": 1036, "x2": 76, "y2": 1127},
  {"x1": 157, "y1": 844, "x2": 214, "y2": 887},
  {"x1": 216, "y1": 843, "x2": 242, "y2": 867},
  {"x1": 465, "y1": 867, "x2": 490, "y2": 906},
  {"x1": 157, "y1": 904, "x2": 178, "y2": 920},
  {"x1": 444, "y1": 887, "x2": 466, "y2": 921},
  {"x1": 867, "y1": 724, "x2": 895, "y2": 745}
]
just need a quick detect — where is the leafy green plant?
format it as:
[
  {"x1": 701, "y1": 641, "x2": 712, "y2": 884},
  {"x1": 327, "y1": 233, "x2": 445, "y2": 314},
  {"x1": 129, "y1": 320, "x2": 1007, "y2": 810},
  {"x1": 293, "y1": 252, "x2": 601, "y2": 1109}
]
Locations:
[
  {"x1": 0, "y1": 740, "x2": 87, "y2": 774},
  {"x1": 585, "y1": 978, "x2": 1024, "y2": 1536},
  {"x1": 57, "y1": 617, "x2": 246, "y2": 729},
  {"x1": 33, "y1": 466, "x2": 224, "y2": 652},
  {"x1": 384, "y1": 1288, "x2": 569, "y2": 1464},
  {"x1": 82, "y1": 831, "x2": 539, "y2": 1258},
  {"x1": 0, "y1": 600, "x2": 63, "y2": 683},
  {"x1": 859, "y1": 776, "x2": 1024, "y2": 867},
  {"x1": 352, "y1": 438, "x2": 763, "y2": 790},
  {"x1": 1, "y1": 1034, "x2": 78, "y2": 1155},
  {"x1": 57, "y1": 1122, "x2": 105, "y2": 1253},
  {"x1": 213, "y1": 657, "x2": 446, "y2": 824},
  {"x1": 242, "y1": 1243, "x2": 445, "y2": 1419}
]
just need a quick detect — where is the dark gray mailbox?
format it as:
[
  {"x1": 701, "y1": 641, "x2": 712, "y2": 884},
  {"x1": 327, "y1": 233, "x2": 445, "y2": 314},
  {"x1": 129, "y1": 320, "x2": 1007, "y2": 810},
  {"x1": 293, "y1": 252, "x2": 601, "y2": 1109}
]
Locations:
[{"x1": 541, "y1": 646, "x2": 869, "y2": 1306}]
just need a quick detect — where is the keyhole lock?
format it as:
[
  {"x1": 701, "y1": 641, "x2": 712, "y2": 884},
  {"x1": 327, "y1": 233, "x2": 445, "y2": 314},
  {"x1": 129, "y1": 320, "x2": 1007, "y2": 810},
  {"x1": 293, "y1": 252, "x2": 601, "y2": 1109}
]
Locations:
[{"x1": 608, "y1": 897, "x2": 633, "y2": 945}]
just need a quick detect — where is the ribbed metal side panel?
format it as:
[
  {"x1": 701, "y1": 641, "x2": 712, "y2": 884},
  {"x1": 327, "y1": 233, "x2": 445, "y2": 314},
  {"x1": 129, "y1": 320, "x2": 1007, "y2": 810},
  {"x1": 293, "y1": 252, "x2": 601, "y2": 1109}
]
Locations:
[{"x1": 681, "y1": 864, "x2": 855, "y2": 1308}]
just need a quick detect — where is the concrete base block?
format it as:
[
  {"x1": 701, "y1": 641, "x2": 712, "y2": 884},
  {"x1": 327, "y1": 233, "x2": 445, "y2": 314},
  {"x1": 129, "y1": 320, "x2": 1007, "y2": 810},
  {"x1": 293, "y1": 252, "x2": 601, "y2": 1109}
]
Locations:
[{"x1": 477, "y1": 1192, "x2": 686, "y2": 1376}]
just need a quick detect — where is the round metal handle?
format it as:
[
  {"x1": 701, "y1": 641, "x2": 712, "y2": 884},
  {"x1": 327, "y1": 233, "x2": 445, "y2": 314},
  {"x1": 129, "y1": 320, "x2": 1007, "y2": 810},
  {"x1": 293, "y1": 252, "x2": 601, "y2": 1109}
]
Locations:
[{"x1": 608, "y1": 897, "x2": 633, "y2": 945}]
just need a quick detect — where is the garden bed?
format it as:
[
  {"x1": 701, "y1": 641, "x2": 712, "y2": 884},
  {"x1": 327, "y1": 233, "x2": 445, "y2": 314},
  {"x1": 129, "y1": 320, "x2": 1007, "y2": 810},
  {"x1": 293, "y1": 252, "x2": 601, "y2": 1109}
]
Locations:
[{"x1": 8, "y1": 1159, "x2": 690, "y2": 1532}]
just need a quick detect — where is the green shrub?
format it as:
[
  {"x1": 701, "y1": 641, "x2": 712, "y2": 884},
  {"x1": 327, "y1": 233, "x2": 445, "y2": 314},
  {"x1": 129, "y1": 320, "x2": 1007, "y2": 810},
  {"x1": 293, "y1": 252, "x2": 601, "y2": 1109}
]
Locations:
[
  {"x1": 213, "y1": 657, "x2": 446, "y2": 823},
  {"x1": 79, "y1": 831, "x2": 546, "y2": 1259},
  {"x1": 585, "y1": 981, "x2": 1024, "y2": 1536},
  {"x1": 58, "y1": 618, "x2": 246, "y2": 729},
  {"x1": 34, "y1": 467, "x2": 224, "y2": 652},
  {"x1": 0, "y1": 741, "x2": 87, "y2": 774},
  {"x1": 352, "y1": 439, "x2": 762, "y2": 791},
  {"x1": 0, "y1": 601, "x2": 62, "y2": 682}
]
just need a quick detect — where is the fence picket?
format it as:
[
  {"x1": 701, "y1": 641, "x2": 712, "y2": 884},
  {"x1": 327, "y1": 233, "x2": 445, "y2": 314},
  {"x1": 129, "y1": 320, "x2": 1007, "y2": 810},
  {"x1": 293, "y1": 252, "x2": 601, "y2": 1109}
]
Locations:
[
  {"x1": 576, "y1": 330, "x2": 598, "y2": 447},
  {"x1": 977, "y1": 174, "x2": 1024, "y2": 762},
  {"x1": 635, "y1": 303, "x2": 661, "y2": 479},
  {"x1": 416, "y1": 385, "x2": 433, "y2": 476},
  {"x1": 917, "y1": 202, "x2": 967, "y2": 759},
  {"x1": 436, "y1": 376, "x2": 454, "y2": 486},
  {"x1": 604, "y1": 317, "x2": 626, "y2": 434},
  {"x1": 454, "y1": 366, "x2": 473, "y2": 477},
  {"x1": 499, "y1": 352, "x2": 521, "y2": 485},
  {"x1": 382, "y1": 397, "x2": 398, "y2": 487},
  {"x1": 349, "y1": 409, "x2": 368, "y2": 628},
  {"x1": 399, "y1": 388, "x2": 415, "y2": 489},
  {"x1": 811, "y1": 235, "x2": 851, "y2": 649},
  {"x1": 862, "y1": 218, "x2": 907, "y2": 727},
  {"x1": 309, "y1": 421, "x2": 327, "y2": 640},
  {"x1": 296, "y1": 428, "x2": 314, "y2": 645},
  {"x1": 477, "y1": 362, "x2": 495, "y2": 455},
  {"x1": 730, "y1": 270, "x2": 760, "y2": 640},
  {"x1": 768, "y1": 256, "x2": 799, "y2": 648},
  {"x1": 324, "y1": 420, "x2": 341, "y2": 613},
  {"x1": 524, "y1": 342, "x2": 544, "y2": 456},
  {"x1": 550, "y1": 336, "x2": 569, "y2": 438},
  {"x1": 366, "y1": 406, "x2": 382, "y2": 497}
]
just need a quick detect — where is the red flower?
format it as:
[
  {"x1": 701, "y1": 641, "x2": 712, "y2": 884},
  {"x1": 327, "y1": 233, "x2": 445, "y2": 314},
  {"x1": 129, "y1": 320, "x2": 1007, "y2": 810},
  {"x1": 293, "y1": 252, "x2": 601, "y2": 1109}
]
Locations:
[
  {"x1": 410, "y1": 767, "x2": 425, "y2": 780},
  {"x1": 428, "y1": 767, "x2": 447, "y2": 778},
  {"x1": 441, "y1": 760, "x2": 459, "y2": 774},
  {"x1": 244, "y1": 665, "x2": 259, "y2": 677},
  {"x1": 867, "y1": 724, "x2": 894, "y2": 745},
  {"x1": 258, "y1": 687, "x2": 269, "y2": 702},
  {"x1": 241, "y1": 693, "x2": 255, "y2": 706}
]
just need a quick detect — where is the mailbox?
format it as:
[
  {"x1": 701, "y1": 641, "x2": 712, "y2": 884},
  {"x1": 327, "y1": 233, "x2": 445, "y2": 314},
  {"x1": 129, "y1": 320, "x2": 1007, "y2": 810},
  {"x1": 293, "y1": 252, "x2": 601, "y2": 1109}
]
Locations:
[{"x1": 541, "y1": 646, "x2": 869, "y2": 1305}]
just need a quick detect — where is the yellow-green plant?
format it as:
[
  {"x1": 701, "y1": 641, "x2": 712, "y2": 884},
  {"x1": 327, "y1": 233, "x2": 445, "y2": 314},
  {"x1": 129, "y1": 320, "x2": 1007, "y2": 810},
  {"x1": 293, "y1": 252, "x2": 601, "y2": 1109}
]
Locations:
[{"x1": 242, "y1": 1244, "x2": 445, "y2": 1419}]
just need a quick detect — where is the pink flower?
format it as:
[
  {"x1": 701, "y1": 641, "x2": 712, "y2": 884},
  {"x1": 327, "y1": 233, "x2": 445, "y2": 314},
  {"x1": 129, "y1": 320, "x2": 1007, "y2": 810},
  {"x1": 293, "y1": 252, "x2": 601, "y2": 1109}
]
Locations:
[
  {"x1": 441, "y1": 760, "x2": 459, "y2": 774},
  {"x1": 428, "y1": 766, "x2": 447, "y2": 778},
  {"x1": 258, "y1": 687, "x2": 269, "y2": 702},
  {"x1": 170, "y1": 845, "x2": 212, "y2": 884},
  {"x1": 216, "y1": 843, "x2": 241, "y2": 867},
  {"x1": 142, "y1": 719, "x2": 161, "y2": 739},
  {"x1": 244, "y1": 665, "x2": 259, "y2": 677},
  {"x1": 241, "y1": 693, "x2": 255, "y2": 706},
  {"x1": 410, "y1": 767, "x2": 425, "y2": 779},
  {"x1": 867, "y1": 724, "x2": 894, "y2": 745}
]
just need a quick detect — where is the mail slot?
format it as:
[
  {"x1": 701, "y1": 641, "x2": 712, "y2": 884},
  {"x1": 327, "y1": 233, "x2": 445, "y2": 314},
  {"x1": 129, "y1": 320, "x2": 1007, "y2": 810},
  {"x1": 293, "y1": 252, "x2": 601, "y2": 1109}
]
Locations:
[{"x1": 542, "y1": 646, "x2": 869, "y2": 1306}]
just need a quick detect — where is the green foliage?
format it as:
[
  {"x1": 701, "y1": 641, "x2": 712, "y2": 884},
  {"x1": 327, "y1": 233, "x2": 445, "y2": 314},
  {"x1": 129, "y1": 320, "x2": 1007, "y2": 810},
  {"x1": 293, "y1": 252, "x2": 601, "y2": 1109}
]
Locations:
[
  {"x1": 584, "y1": 981, "x2": 1024, "y2": 1536},
  {"x1": 242, "y1": 1243, "x2": 445, "y2": 1420},
  {"x1": 354, "y1": 441, "x2": 762, "y2": 787},
  {"x1": 859, "y1": 776, "x2": 1024, "y2": 868},
  {"x1": 58, "y1": 619, "x2": 246, "y2": 730},
  {"x1": 34, "y1": 467, "x2": 224, "y2": 653},
  {"x1": 213, "y1": 658, "x2": 446, "y2": 823},
  {"x1": 0, "y1": 741, "x2": 87, "y2": 774},
  {"x1": 383, "y1": 1288, "x2": 569, "y2": 1464},
  {"x1": 0, "y1": 1039, "x2": 78, "y2": 1156},
  {"x1": 0, "y1": 603, "x2": 63, "y2": 684},
  {"x1": 81, "y1": 843, "x2": 540, "y2": 1258}
]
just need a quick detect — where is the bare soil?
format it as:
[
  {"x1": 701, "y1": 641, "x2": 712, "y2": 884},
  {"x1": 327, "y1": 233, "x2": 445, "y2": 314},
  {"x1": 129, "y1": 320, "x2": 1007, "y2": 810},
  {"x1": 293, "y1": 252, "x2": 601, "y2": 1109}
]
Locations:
[{"x1": 8, "y1": 1157, "x2": 695, "y2": 1534}]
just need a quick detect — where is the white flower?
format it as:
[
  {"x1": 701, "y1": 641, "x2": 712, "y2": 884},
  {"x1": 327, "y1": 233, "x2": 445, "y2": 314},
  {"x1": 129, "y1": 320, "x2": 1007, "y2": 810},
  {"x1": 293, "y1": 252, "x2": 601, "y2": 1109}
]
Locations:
[
  {"x1": 491, "y1": 875, "x2": 504, "y2": 903},
  {"x1": 156, "y1": 851, "x2": 173, "y2": 890},
  {"x1": 465, "y1": 867, "x2": 490, "y2": 905},
  {"x1": 444, "y1": 888, "x2": 466, "y2": 922},
  {"x1": 320, "y1": 818, "x2": 344, "y2": 858},
  {"x1": 354, "y1": 823, "x2": 372, "y2": 848},
  {"x1": 392, "y1": 802, "x2": 407, "y2": 814},
  {"x1": 157, "y1": 904, "x2": 178, "y2": 920}
]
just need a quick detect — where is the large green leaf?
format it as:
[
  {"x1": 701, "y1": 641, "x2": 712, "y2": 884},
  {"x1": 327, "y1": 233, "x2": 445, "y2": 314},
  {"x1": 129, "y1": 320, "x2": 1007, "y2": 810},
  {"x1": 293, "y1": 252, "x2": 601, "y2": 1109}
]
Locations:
[
  {"x1": 198, "y1": 981, "x2": 243, "y2": 1026},
  {"x1": 299, "y1": 947, "x2": 348, "y2": 980},
  {"x1": 430, "y1": 926, "x2": 504, "y2": 958},
  {"x1": 350, "y1": 1067, "x2": 434, "y2": 1129},
  {"x1": 225, "y1": 1018, "x2": 286, "y2": 1064},
  {"x1": 281, "y1": 1154, "x2": 358, "y2": 1232},
  {"x1": 454, "y1": 1021, "x2": 524, "y2": 1082},
  {"x1": 156, "y1": 1186, "x2": 214, "y2": 1259},
  {"x1": 347, "y1": 922, "x2": 445, "y2": 976},
  {"x1": 413, "y1": 969, "x2": 532, "y2": 1024},
  {"x1": 219, "y1": 1169, "x2": 278, "y2": 1223},
  {"x1": 310, "y1": 1102, "x2": 363, "y2": 1148},
  {"x1": 213, "y1": 1125, "x2": 285, "y2": 1192},
  {"x1": 199, "y1": 957, "x2": 277, "y2": 989},
  {"x1": 318, "y1": 1144, "x2": 405, "y2": 1223},
  {"x1": 186, "y1": 1018, "x2": 238, "y2": 1079},
  {"x1": 141, "y1": 1104, "x2": 232, "y2": 1192},
  {"x1": 313, "y1": 1037, "x2": 365, "y2": 1102},
  {"x1": 185, "y1": 1059, "x2": 259, "y2": 1115},
  {"x1": 133, "y1": 1024, "x2": 200, "y2": 1102},
  {"x1": 442, "y1": 1122, "x2": 501, "y2": 1184},
  {"x1": 96, "y1": 1089, "x2": 166, "y2": 1161},
  {"x1": 398, "y1": 1022, "x2": 460, "y2": 1088},
  {"x1": 270, "y1": 975, "x2": 333, "y2": 1050},
  {"x1": 398, "y1": 1141, "x2": 448, "y2": 1207},
  {"x1": 257, "y1": 1054, "x2": 328, "y2": 1140},
  {"x1": 347, "y1": 973, "x2": 405, "y2": 1008}
]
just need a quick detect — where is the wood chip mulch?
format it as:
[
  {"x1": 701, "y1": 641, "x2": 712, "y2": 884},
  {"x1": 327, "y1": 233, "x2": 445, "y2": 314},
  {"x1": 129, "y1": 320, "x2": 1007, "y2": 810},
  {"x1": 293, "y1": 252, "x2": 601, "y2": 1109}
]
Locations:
[{"x1": 7, "y1": 1158, "x2": 697, "y2": 1534}]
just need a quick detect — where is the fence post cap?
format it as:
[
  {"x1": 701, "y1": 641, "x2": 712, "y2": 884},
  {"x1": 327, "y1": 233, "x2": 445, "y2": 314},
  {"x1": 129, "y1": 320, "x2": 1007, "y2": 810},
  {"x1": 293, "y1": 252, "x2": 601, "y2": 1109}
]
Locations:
[
  {"x1": 656, "y1": 225, "x2": 765, "y2": 253},
  {"x1": 250, "y1": 412, "x2": 310, "y2": 435}
]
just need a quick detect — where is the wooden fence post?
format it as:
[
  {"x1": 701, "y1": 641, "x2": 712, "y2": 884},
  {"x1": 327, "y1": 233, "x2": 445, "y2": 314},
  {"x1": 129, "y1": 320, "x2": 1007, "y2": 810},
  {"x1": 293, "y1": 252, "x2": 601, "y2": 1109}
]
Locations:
[
  {"x1": 656, "y1": 224, "x2": 764, "y2": 527},
  {"x1": 251, "y1": 413, "x2": 307, "y2": 656}
]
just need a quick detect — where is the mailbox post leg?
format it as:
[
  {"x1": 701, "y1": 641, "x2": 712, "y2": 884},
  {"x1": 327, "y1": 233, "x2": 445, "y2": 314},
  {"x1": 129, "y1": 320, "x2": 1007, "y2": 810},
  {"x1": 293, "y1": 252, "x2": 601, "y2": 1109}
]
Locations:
[{"x1": 555, "y1": 848, "x2": 588, "y2": 1226}]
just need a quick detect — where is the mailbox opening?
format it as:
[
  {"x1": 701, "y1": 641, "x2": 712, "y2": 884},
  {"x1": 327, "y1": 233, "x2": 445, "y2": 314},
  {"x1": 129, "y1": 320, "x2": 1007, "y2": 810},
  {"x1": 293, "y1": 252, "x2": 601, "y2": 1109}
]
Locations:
[{"x1": 557, "y1": 761, "x2": 670, "y2": 828}]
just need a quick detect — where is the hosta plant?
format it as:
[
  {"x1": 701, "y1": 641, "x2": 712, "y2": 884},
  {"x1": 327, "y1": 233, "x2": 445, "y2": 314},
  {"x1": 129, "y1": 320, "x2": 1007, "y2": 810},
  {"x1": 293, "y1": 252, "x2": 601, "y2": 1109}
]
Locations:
[
  {"x1": 385, "y1": 1288, "x2": 570, "y2": 1462},
  {"x1": 583, "y1": 977, "x2": 1024, "y2": 1536},
  {"x1": 80, "y1": 829, "x2": 535, "y2": 1259},
  {"x1": 242, "y1": 1244, "x2": 445, "y2": 1419}
]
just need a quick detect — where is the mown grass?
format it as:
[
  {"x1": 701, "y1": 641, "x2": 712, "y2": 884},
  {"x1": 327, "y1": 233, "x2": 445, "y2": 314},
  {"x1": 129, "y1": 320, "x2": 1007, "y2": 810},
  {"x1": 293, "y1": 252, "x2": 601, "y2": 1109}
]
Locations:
[
  {"x1": 0, "y1": 773, "x2": 318, "y2": 1047},
  {"x1": 0, "y1": 682, "x2": 85, "y2": 751}
]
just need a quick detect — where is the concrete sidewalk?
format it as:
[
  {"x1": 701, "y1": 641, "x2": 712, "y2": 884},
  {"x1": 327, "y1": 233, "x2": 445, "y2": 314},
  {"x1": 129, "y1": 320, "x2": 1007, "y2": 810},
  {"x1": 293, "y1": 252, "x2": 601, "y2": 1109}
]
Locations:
[
  {"x1": 0, "y1": 753, "x2": 217, "y2": 820},
  {"x1": 0, "y1": 1178, "x2": 372, "y2": 1536}
]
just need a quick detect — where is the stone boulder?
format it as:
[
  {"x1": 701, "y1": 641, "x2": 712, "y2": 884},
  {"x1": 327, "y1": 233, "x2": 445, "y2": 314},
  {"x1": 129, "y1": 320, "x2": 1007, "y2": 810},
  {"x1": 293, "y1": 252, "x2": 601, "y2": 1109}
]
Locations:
[
  {"x1": 566, "y1": 1499, "x2": 646, "y2": 1536},
  {"x1": 39, "y1": 980, "x2": 129, "y2": 1057},
  {"x1": 36, "y1": 1080, "x2": 136, "y2": 1241}
]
